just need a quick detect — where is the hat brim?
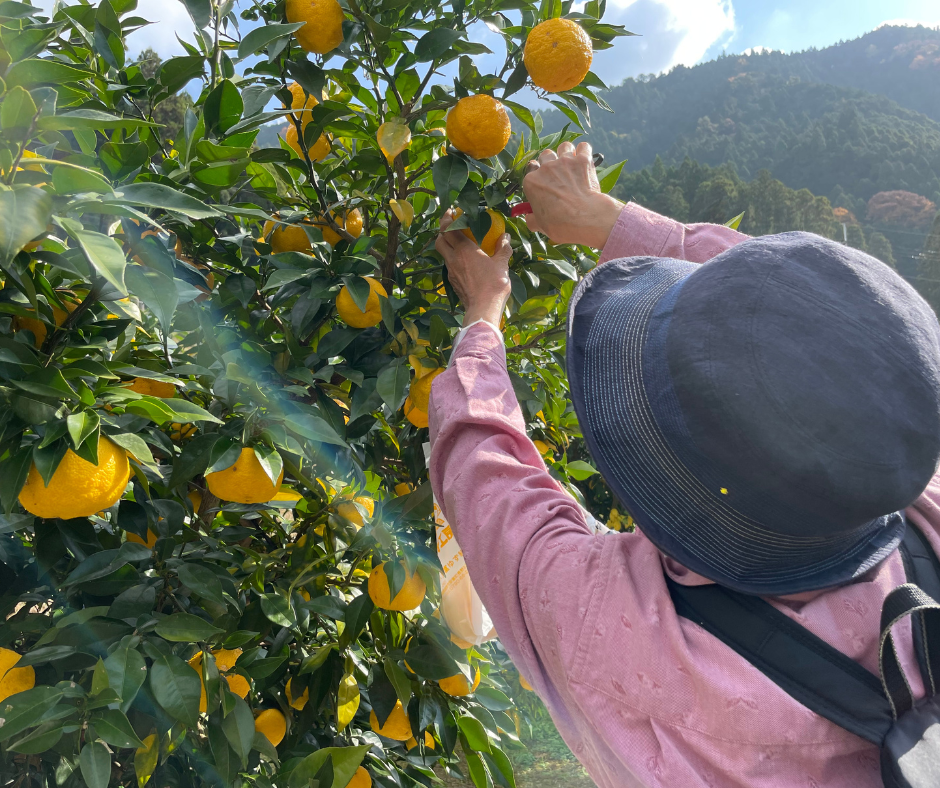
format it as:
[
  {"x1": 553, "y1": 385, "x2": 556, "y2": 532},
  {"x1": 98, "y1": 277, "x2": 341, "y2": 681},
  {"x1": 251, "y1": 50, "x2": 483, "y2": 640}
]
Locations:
[{"x1": 567, "y1": 257, "x2": 904, "y2": 596}]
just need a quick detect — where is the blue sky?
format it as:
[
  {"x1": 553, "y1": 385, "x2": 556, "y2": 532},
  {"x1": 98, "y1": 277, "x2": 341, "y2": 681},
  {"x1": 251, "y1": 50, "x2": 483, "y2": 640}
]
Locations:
[{"x1": 113, "y1": 0, "x2": 940, "y2": 92}]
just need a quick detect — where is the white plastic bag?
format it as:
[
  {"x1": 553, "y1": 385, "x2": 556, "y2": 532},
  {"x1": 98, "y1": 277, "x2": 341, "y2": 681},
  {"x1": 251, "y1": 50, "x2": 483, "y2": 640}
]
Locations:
[{"x1": 424, "y1": 443, "x2": 497, "y2": 646}]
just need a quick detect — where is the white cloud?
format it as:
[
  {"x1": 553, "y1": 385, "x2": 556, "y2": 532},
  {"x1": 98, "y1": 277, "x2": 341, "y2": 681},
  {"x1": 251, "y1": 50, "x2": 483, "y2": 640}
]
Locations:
[{"x1": 125, "y1": 0, "x2": 196, "y2": 58}]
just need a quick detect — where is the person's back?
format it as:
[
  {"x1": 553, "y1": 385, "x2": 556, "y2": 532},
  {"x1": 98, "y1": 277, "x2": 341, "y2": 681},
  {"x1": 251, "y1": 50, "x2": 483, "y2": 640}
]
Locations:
[{"x1": 428, "y1": 142, "x2": 940, "y2": 787}]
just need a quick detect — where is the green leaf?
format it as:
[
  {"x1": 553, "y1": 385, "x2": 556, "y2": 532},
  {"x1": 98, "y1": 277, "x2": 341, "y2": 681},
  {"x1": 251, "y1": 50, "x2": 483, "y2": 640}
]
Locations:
[
  {"x1": 124, "y1": 265, "x2": 178, "y2": 334},
  {"x1": 104, "y1": 647, "x2": 147, "y2": 713},
  {"x1": 159, "y1": 56, "x2": 206, "y2": 94},
  {"x1": 377, "y1": 358, "x2": 409, "y2": 411},
  {"x1": 116, "y1": 183, "x2": 220, "y2": 219},
  {"x1": 459, "y1": 715, "x2": 492, "y2": 753},
  {"x1": 67, "y1": 410, "x2": 99, "y2": 451},
  {"x1": 597, "y1": 159, "x2": 626, "y2": 194},
  {"x1": 432, "y1": 155, "x2": 469, "y2": 209},
  {"x1": 0, "y1": 186, "x2": 52, "y2": 263},
  {"x1": 80, "y1": 741, "x2": 111, "y2": 788},
  {"x1": 503, "y1": 100, "x2": 535, "y2": 135},
  {"x1": 0, "y1": 687, "x2": 64, "y2": 742},
  {"x1": 238, "y1": 23, "x2": 303, "y2": 59},
  {"x1": 384, "y1": 657, "x2": 411, "y2": 706},
  {"x1": 94, "y1": 709, "x2": 145, "y2": 749},
  {"x1": 62, "y1": 549, "x2": 122, "y2": 586},
  {"x1": 338, "y1": 594, "x2": 374, "y2": 650},
  {"x1": 0, "y1": 447, "x2": 32, "y2": 516},
  {"x1": 4, "y1": 58, "x2": 92, "y2": 88},
  {"x1": 149, "y1": 653, "x2": 202, "y2": 727},
  {"x1": 1, "y1": 86, "x2": 37, "y2": 130},
  {"x1": 466, "y1": 751, "x2": 492, "y2": 788},
  {"x1": 204, "y1": 79, "x2": 243, "y2": 136},
  {"x1": 134, "y1": 734, "x2": 159, "y2": 788},
  {"x1": 37, "y1": 110, "x2": 154, "y2": 131},
  {"x1": 283, "y1": 410, "x2": 347, "y2": 447},
  {"x1": 253, "y1": 444, "x2": 283, "y2": 488},
  {"x1": 415, "y1": 28, "x2": 463, "y2": 61},
  {"x1": 177, "y1": 563, "x2": 226, "y2": 608},
  {"x1": 260, "y1": 593, "x2": 296, "y2": 628},
  {"x1": 287, "y1": 60, "x2": 325, "y2": 104},
  {"x1": 725, "y1": 211, "x2": 745, "y2": 230},
  {"x1": 221, "y1": 695, "x2": 255, "y2": 767},
  {"x1": 287, "y1": 745, "x2": 370, "y2": 788},
  {"x1": 8, "y1": 722, "x2": 65, "y2": 754},
  {"x1": 179, "y1": 0, "x2": 210, "y2": 27},
  {"x1": 72, "y1": 229, "x2": 127, "y2": 294},
  {"x1": 503, "y1": 63, "x2": 528, "y2": 101},
  {"x1": 51, "y1": 165, "x2": 113, "y2": 195},
  {"x1": 107, "y1": 432, "x2": 156, "y2": 466},
  {"x1": 400, "y1": 643, "x2": 460, "y2": 680},
  {"x1": 155, "y1": 612, "x2": 224, "y2": 642},
  {"x1": 565, "y1": 460, "x2": 597, "y2": 480}
]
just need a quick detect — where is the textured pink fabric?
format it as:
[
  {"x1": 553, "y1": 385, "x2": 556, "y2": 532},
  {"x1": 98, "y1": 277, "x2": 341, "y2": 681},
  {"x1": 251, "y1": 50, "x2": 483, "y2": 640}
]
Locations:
[{"x1": 428, "y1": 204, "x2": 940, "y2": 787}]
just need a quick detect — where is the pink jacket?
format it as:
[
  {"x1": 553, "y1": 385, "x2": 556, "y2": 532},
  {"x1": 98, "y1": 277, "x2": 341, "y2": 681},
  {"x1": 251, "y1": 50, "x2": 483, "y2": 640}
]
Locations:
[{"x1": 428, "y1": 202, "x2": 940, "y2": 788}]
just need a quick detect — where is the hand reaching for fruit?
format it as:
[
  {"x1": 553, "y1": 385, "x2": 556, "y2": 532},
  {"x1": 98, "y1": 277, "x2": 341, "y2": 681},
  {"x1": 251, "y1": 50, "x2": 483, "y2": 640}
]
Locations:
[
  {"x1": 521, "y1": 141, "x2": 624, "y2": 249},
  {"x1": 435, "y1": 211, "x2": 512, "y2": 328}
]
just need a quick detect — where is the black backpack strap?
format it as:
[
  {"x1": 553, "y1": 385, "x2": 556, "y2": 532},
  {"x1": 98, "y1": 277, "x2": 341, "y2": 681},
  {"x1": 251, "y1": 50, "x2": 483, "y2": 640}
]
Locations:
[
  {"x1": 897, "y1": 523, "x2": 940, "y2": 692},
  {"x1": 667, "y1": 575, "x2": 894, "y2": 744},
  {"x1": 879, "y1": 583, "x2": 940, "y2": 717}
]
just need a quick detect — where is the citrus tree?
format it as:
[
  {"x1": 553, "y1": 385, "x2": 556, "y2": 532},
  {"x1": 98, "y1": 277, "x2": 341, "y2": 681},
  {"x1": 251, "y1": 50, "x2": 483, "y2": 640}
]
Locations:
[{"x1": 0, "y1": 0, "x2": 629, "y2": 783}]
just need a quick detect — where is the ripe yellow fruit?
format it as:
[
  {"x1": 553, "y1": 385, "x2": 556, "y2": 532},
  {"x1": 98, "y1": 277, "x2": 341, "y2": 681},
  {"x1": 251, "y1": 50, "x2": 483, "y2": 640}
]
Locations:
[
  {"x1": 190, "y1": 650, "x2": 248, "y2": 712},
  {"x1": 286, "y1": 677, "x2": 309, "y2": 710},
  {"x1": 206, "y1": 448, "x2": 284, "y2": 504},
  {"x1": 368, "y1": 562, "x2": 427, "y2": 611},
  {"x1": 336, "y1": 277, "x2": 387, "y2": 329},
  {"x1": 533, "y1": 440, "x2": 553, "y2": 458},
  {"x1": 524, "y1": 18, "x2": 593, "y2": 93},
  {"x1": 405, "y1": 731, "x2": 436, "y2": 751},
  {"x1": 394, "y1": 482, "x2": 413, "y2": 496},
  {"x1": 170, "y1": 422, "x2": 196, "y2": 441},
  {"x1": 346, "y1": 766, "x2": 372, "y2": 788},
  {"x1": 409, "y1": 367, "x2": 444, "y2": 412},
  {"x1": 285, "y1": 0, "x2": 344, "y2": 54},
  {"x1": 19, "y1": 437, "x2": 130, "y2": 519},
  {"x1": 126, "y1": 377, "x2": 177, "y2": 398},
  {"x1": 285, "y1": 81, "x2": 318, "y2": 121},
  {"x1": 369, "y1": 699, "x2": 413, "y2": 741},
  {"x1": 452, "y1": 208, "x2": 506, "y2": 257},
  {"x1": 284, "y1": 122, "x2": 332, "y2": 162},
  {"x1": 188, "y1": 489, "x2": 203, "y2": 512},
  {"x1": 446, "y1": 95, "x2": 511, "y2": 159},
  {"x1": 13, "y1": 297, "x2": 76, "y2": 348},
  {"x1": 403, "y1": 397, "x2": 428, "y2": 429},
  {"x1": 255, "y1": 708, "x2": 287, "y2": 747},
  {"x1": 439, "y1": 667, "x2": 481, "y2": 697},
  {"x1": 212, "y1": 648, "x2": 243, "y2": 672},
  {"x1": 0, "y1": 648, "x2": 35, "y2": 703},
  {"x1": 263, "y1": 219, "x2": 312, "y2": 254},
  {"x1": 336, "y1": 496, "x2": 374, "y2": 528},
  {"x1": 127, "y1": 529, "x2": 158, "y2": 549},
  {"x1": 321, "y1": 209, "x2": 363, "y2": 247},
  {"x1": 226, "y1": 673, "x2": 251, "y2": 699}
]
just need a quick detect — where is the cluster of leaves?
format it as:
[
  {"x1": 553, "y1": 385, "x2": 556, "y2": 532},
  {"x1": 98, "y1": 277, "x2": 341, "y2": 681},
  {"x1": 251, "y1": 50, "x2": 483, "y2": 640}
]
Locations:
[{"x1": 0, "y1": 0, "x2": 629, "y2": 784}]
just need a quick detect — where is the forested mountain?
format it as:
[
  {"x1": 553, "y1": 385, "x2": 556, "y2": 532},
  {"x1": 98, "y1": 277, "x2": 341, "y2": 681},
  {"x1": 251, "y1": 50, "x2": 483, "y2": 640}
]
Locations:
[{"x1": 542, "y1": 25, "x2": 940, "y2": 216}]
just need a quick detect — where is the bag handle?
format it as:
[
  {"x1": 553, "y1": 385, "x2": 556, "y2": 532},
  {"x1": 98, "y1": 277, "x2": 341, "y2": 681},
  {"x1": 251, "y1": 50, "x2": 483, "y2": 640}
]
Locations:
[{"x1": 879, "y1": 583, "x2": 940, "y2": 717}]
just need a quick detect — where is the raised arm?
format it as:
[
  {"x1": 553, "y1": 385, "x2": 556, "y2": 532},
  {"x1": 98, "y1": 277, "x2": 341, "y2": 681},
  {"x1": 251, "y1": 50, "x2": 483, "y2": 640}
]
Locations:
[{"x1": 521, "y1": 142, "x2": 748, "y2": 264}]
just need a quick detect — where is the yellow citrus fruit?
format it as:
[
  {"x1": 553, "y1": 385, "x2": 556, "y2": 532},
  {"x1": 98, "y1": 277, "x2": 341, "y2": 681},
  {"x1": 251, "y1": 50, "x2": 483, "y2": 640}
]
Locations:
[
  {"x1": 406, "y1": 731, "x2": 436, "y2": 751},
  {"x1": 188, "y1": 489, "x2": 203, "y2": 512},
  {"x1": 336, "y1": 277, "x2": 387, "y2": 329},
  {"x1": 286, "y1": 677, "x2": 309, "y2": 710},
  {"x1": 125, "y1": 377, "x2": 177, "y2": 398},
  {"x1": 226, "y1": 673, "x2": 251, "y2": 699},
  {"x1": 127, "y1": 529, "x2": 158, "y2": 549},
  {"x1": 403, "y1": 397, "x2": 428, "y2": 429},
  {"x1": 212, "y1": 648, "x2": 242, "y2": 672},
  {"x1": 170, "y1": 422, "x2": 196, "y2": 441},
  {"x1": 13, "y1": 297, "x2": 76, "y2": 348},
  {"x1": 524, "y1": 18, "x2": 593, "y2": 93},
  {"x1": 285, "y1": 81, "x2": 319, "y2": 121},
  {"x1": 19, "y1": 436, "x2": 130, "y2": 519},
  {"x1": 320, "y1": 209, "x2": 363, "y2": 247},
  {"x1": 285, "y1": 0, "x2": 344, "y2": 54},
  {"x1": 0, "y1": 648, "x2": 35, "y2": 703},
  {"x1": 346, "y1": 766, "x2": 372, "y2": 788},
  {"x1": 409, "y1": 367, "x2": 444, "y2": 412},
  {"x1": 519, "y1": 674, "x2": 533, "y2": 691},
  {"x1": 369, "y1": 699, "x2": 412, "y2": 741},
  {"x1": 439, "y1": 667, "x2": 481, "y2": 697},
  {"x1": 255, "y1": 708, "x2": 287, "y2": 747},
  {"x1": 452, "y1": 208, "x2": 506, "y2": 257},
  {"x1": 336, "y1": 496, "x2": 374, "y2": 528},
  {"x1": 394, "y1": 482, "x2": 413, "y2": 496},
  {"x1": 263, "y1": 219, "x2": 313, "y2": 254},
  {"x1": 533, "y1": 440, "x2": 553, "y2": 458},
  {"x1": 188, "y1": 652, "x2": 209, "y2": 713},
  {"x1": 284, "y1": 122, "x2": 332, "y2": 161},
  {"x1": 445, "y1": 95, "x2": 511, "y2": 159},
  {"x1": 206, "y1": 447, "x2": 284, "y2": 504},
  {"x1": 368, "y1": 562, "x2": 427, "y2": 611}
]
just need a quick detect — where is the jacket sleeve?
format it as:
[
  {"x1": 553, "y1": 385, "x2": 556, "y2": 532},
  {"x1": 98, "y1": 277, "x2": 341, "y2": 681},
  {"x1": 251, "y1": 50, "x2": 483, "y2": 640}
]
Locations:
[
  {"x1": 427, "y1": 323, "x2": 606, "y2": 714},
  {"x1": 600, "y1": 201, "x2": 749, "y2": 265}
]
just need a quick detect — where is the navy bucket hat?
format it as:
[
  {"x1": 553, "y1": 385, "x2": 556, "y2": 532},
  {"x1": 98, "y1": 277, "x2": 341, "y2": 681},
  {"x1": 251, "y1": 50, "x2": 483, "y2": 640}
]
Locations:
[{"x1": 567, "y1": 232, "x2": 940, "y2": 595}]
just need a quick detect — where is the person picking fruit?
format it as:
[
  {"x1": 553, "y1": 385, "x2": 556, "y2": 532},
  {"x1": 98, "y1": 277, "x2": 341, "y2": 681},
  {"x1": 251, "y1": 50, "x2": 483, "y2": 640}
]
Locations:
[{"x1": 431, "y1": 139, "x2": 940, "y2": 787}]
